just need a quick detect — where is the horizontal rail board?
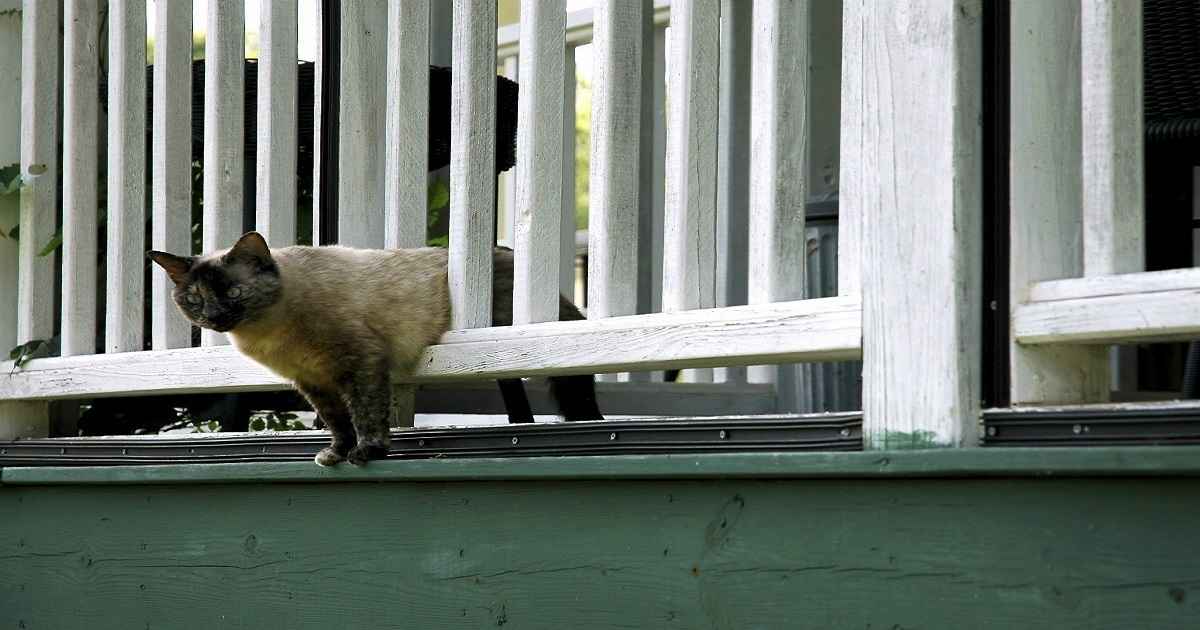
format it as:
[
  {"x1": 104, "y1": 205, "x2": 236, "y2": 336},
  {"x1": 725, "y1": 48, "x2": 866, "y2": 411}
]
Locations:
[
  {"x1": 1015, "y1": 271, "x2": 1200, "y2": 344},
  {"x1": 0, "y1": 299, "x2": 862, "y2": 400}
]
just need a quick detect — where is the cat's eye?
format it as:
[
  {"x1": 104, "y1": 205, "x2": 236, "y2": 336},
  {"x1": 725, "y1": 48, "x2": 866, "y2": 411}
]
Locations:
[
  {"x1": 227, "y1": 286, "x2": 243, "y2": 299},
  {"x1": 185, "y1": 294, "x2": 202, "y2": 305}
]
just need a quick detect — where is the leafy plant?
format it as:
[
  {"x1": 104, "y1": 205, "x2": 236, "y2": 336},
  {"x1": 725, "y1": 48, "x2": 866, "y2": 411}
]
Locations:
[
  {"x1": 7, "y1": 336, "x2": 58, "y2": 371},
  {"x1": 249, "y1": 411, "x2": 306, "y2": 432}
]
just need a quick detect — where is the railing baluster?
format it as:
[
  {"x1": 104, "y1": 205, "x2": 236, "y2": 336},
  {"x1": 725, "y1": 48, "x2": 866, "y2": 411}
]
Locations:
[
  {"x1": 1081, "y1": 0, "x2": 1144, "y2": 277},
  {"x1": 17, "y1": 0, "x2": 59, "y2": 348},
  {"x1": 62, "y1": 0, "x2": 101, "y2": 357},
  {"x1": 1009, "y1": 0, "x2": 1107, "y2": 404},
  {"x1": 748, "y1": 0, "x2": 809, "y2": 400},
  {"x1": 560, "y1": 48, "x2": 577, "y2": 301},
  {"x1": 338, "y1": 0, "x2": 386, "y2": 248},
  {"x1": 384, "y1": 0, "x2": 430, "y2": 250},
  {"x1": 512, "y1": 0, "x2": 566, "y2": 325},
  {"x1": 311, "y1": 0, "x2": 324, "y2": 244},
  {"x1": 106, "y1": 0, "x2": 147, "y2": 354},
  {"x1": 587, "y1": 0, "x2": 643, "y2": 334},
  {"x1": 449, "y1": 0, "x2": 497, "y2": 329},
  {"x1": 257, "y1": 0, "x2": 298, "y2": 247},
  {"x1": 152, "y1": 0, "x2": 193, "y2": 350},
  {"x1": 662, "y1": 0, "x2": 719, "y2": 383},
  {"x1": 716, "y1": 0, "x2": 751, "y2": 386},
  {"x1": 630, "y1": 0, "x2": 664, "y2": 383},
  {"x1": 202, "y1": 0, "x2": 245, "y2": 346}
]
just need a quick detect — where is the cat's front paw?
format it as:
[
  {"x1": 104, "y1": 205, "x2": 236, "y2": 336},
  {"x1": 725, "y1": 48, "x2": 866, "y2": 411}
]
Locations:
[
  {"x1": 314, "y1": 447, "x2": 347, "y2": 467},
  {"x1": 346, "y1": 441, "x2": 390, "y2": 466}
]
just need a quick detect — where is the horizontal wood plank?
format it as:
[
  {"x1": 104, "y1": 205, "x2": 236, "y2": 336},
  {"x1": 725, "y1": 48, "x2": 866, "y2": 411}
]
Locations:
[
  {"x1": 0, "y1": 298, "x2": 862, "y2": 400},
  {"x1": 1015, "y1": 272, "x2": 1200, "y2": 345}
]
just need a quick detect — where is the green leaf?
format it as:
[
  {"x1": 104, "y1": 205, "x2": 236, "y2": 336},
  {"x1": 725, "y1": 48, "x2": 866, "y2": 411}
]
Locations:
[
  {"x1": 250, "y1": 418, "x2": 265, "y2": 431},
  {"x1": 8, "y1": 338, "x2": 52, "y2": 368},
  {"x1": 428, "y1": 234, "x2": 449, "y2": 248},
  {"x1": 38, "y1": 231, "x2": 62, "y2": 257},
  {"x1": 291, "y1": 421, "x2": 306, "y2": 431},
  {"x1": 0, "y1": 163, "x2": 21, "y2": 195},
  {"x1": 427, "y1": 179, "x2": 450, "y2": 211}
]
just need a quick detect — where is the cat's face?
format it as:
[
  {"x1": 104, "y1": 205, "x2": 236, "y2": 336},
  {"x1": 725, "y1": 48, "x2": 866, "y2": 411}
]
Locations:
[{"x1": 148, "y1": 232, "x2": 282, "y2": 333}]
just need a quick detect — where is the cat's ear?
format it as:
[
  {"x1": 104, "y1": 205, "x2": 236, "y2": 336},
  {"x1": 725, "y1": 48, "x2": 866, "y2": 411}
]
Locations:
[
  {"x1": 147, "y1": 251, "x2": 194, "y2": 284},
  {"x1": 225, "y1": 231, "x2": 272, "y2": 266}
]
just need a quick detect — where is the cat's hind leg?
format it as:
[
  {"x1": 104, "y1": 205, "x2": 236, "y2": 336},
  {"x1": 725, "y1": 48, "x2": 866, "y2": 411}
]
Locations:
[
  {"x1": 498, "y1": 378, "x2": 534, "y2": 423},
  {"x1": 548, "y1": 374, "x2": 603, "y2": 421},
  {"x1": 339, "y1": 359, "x2": 394, "y2": 466},
  {"x1": 296, "y1": 383, "x2": 356, "y2": 467}
]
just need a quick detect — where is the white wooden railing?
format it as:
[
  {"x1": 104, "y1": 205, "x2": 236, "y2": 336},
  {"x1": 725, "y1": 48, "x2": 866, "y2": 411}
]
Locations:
[{"x1": 2, "y1": 0, "x2": 1185, "y2": 449}]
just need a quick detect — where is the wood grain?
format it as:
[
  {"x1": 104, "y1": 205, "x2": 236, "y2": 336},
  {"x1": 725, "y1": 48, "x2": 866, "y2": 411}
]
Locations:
[
  {"x1": 1009, "y1": 0, "x2": 1108, "y2": 403},
  {"x1": 746, "y1": 0, "x2": 808, "y2": 391},
  {"x1": 587, "y1": 0, "x2": 643, "y2": 322},
  {"x1": 105, "y1": 0, "x2": 148, "y2": 354},
  {"x1": 256, "y1": 0, "x2": 298, "y2": 247},
  {"x1": 850, "y1": 0, "x2": 983, "y2": 448},
  {"x1": 512, "y1": 0, "x2": 566, "y2": 325},
  {"x1": 3, "y1": 468, "x2": 1200, "y2": 628},
  {"x1": 0, "y1": 297, "x2": 862, "y2": 400},
  {"x1": 336, "y1": 0, "x2": 387, "y2": 248},
  {"x1": 1081, "y1": 0, "x2": 1144, "y2": 277},
  {"x1": 1016, "y1": 273, "x2": 1200, "y2": 345},
  {"x1": 202, "y1": 0, "x2": 245, "y2": 347},
  {"x1": 151, "y1": 0, "x2": 194, "y2": 350},
  {"x1": 17, "y1": 0, "x2": 59, "y2": 345},
  {"x1": 384, "y1": 0, "x2": 430, "y2": 249},
  {"x1": 61, "y1": 0, "x2": 101, "y2": 357},
  {"x1": 448, "y1": 0, "x2": 497, "y2": 329}
]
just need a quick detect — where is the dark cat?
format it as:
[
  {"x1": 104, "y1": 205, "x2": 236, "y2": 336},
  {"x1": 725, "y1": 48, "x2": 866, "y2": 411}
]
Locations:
[{"x1": 149, "y1": 231, "x2": 601, "y2": 466}]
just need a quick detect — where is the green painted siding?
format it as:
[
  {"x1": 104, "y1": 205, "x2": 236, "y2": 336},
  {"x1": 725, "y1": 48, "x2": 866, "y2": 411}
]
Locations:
[{"x1": 3, "y1": 451, "x2": 1200, "y2": 629}]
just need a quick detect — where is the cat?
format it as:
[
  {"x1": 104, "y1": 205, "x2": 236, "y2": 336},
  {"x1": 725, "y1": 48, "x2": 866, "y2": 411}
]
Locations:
[{"x1": 148, "y1": 231, "x2": 602, "y2": 467}]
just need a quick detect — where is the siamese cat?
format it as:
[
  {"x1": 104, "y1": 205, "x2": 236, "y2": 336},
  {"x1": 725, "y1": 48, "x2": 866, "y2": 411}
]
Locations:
[{"x1": 149, "y1": 231, "x2": 602, "y2": 467}]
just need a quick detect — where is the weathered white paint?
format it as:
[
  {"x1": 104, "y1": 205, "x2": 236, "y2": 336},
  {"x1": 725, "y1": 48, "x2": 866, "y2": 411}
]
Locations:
[
  {"x1": 496, "y1": 0, "x2": 673, "y2": 58},
  {"x1": 1016, "y1": 270, "x2": 1200, "y2": 345},
  {"x1": 61, "y1": 0, "x2": 101, "y2": 357},
  {"x1": 256, "y1": 0, "x2": 298, "y2": 247},
  {"x1": 512, "y1": 0, "x2": 566, "y2": 325},
  {"x1": 1, "y1": 5, "x2": 23, "y2": 354},
  {"x1": 849, "y1": 0, "x2": 983, "y2": 448},
  {"x1": 0, "y1": 3, "x2": 45, "y2": 436},
  {"x1": 560, "y1": 48, "x2": 578, "y2": 299},
  {"x1": 202, "y1": 0, "x2": 245, "y2": 347},
  {"x1": 106, "y1": 0, "x2": 147, "y2": 354},
  {"x1": 1029, "y1": 267, "x2": 1200, "y2": 302},
  {"x1": 0, "y1": 296, "x2": 863, "y2": 400},
  {"x1": 1081, "y1": 0, "x2": 1144, "y2": 277},
  {"x1": 587, "y1": 0, "x2": 642, "y2": 326},
  {"x1": 384, "y1": 0, "x2": 430, "y2": 249},
  {"x1": 152, "y1": 0, "x2": 194, "y2": 350},
  {"x1": 337, "y1": 0, "x2": 387, "y2": 248},
  {"x1": 1010, "y1": 0, "x2": 1107, "y2": 403},
  {"x1": 747, "y1": 0, "x2": 809, "y2": 394},
  {"x1": 662, "y1": 0, "x2": 719, "y2": 383},
  {"x1": 715, "y1": 0, "x2": 751, "y2": 386},
  {"x1": 310, "y1": 0, "x2": 323, "y2": 244},
  {"x1": 835, "y1": 0, "x2": 861, "y2": 298},
  {"x1": 449, "y1": 0, "x2": 497, "y2": 329}
]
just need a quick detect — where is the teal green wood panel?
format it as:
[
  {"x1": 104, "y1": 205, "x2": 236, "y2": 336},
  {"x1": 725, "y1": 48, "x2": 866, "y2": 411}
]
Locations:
[{"x1": 2, "y1": 475, "x2": 1199, "y2": 629}]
